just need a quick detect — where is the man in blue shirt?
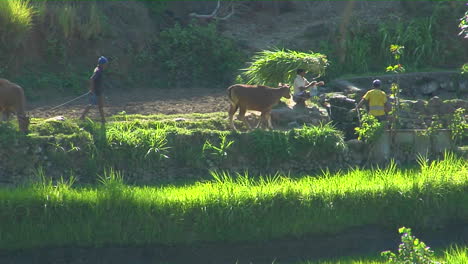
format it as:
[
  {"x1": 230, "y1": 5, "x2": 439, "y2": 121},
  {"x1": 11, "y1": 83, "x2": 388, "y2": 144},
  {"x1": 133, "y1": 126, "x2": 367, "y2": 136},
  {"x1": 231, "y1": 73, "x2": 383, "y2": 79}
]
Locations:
[{"x1": 80, "y1": 56, "x2": 108, "y2": 124}]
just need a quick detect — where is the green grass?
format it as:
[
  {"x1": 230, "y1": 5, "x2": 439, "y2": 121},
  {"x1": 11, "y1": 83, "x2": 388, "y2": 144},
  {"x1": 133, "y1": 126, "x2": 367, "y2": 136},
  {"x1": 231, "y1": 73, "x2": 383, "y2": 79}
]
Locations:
[
  {"x1": 0, "y1": 0, "x2": 34, "y2": 43},
  {"x1": 0, "y1": 154, "x2": 467, "y2": 250},
  {"x1": 297, "y1": 246, "x2": 468, "y2": 264}
]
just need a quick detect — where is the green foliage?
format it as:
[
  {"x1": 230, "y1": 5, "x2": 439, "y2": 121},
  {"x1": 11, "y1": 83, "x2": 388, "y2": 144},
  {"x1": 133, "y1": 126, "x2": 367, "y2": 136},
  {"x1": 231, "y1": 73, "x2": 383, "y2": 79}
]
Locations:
[
  {"x1": 202, "y1": 133, "x2": 235, "y2": 167},
  {"x1": 243, "y1": 49, "x2": 328, "y2": 86},
  {"x1": 30, "y1": 119, "x2": 82, "y2": 136},
  {"x1": 462, "y1": 63, "x2": 468, "y2": 74},
  {"x1": 386, "y1": 44, "x2": 405, "y2": 130},
  {"x1": 459, "y1": 6, "x2": 468, "y2": 39},
  {"x1": 156, "y1": 23, "x2": 244, "y2": 87},
  {"x1": 324, "y1": 2, "x2": 467, "y2": 79},
  {"x1": 249, "y1": 129, "x2": 291, "y2": 167},
  {"x1": 448, "y1": 108, "x2": 468, "y2": 144},
  {"x1": 0, "y1": 0, "x2": 34, "y2": 45},
  {"x1": 382, "y1": 227, "x2": 441, "y2": 264},
  {"x1": 98, "y1": 168, "x2": 125, "y2": 189},
  {"x1": 355, "y1": 113, "x2": 384, "y2": 144},
  {"x1": 0, "y1": 154, "x2": 467, "y2": 250},
  {"x1": 139, "y1": 0, "x2": 169, "y2": 20},
  {"x1": 291, "y1": 123, "x2": 346, "y2": 158},
  {"x1": 57, "y1": 4, "x2": 77, "y2": 40},
  {"x1": 419, "y1": 115, "x2": 444, "y2": 138}
]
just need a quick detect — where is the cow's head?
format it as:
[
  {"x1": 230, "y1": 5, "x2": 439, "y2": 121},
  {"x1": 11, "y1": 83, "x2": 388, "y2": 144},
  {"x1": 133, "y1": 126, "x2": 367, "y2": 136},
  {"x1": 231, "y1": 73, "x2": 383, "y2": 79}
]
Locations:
[
  {"x1": 18, "y1": 114, "x2": 30, "y2": 133},
  {"x1": 278, "y1": 83, "x2": 292, "y2": 99}
]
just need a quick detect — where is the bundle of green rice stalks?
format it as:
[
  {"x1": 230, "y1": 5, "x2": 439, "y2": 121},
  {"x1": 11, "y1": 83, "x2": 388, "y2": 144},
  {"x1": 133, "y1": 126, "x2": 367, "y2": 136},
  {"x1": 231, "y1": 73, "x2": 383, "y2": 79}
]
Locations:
[{"x1": 242, "y1": 49, "x2": 328, "y2": 87}]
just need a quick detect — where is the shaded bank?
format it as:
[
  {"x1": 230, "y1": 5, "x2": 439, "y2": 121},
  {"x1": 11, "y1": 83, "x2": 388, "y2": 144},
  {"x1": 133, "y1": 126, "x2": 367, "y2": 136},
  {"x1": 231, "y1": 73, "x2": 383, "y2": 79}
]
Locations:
[{"x1": 2, "y1": 224, "x2": 468, "y2": 264}]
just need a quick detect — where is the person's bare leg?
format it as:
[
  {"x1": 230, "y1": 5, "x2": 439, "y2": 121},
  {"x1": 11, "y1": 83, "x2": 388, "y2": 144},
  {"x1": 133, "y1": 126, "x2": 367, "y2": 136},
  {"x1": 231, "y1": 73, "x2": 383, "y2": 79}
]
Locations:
[
  {"x1": 80, "y1": 105, "x2": 92, "y2": 120},
  {"x1": 98, "y1": 96, "x2": 106, "y2": 124}
]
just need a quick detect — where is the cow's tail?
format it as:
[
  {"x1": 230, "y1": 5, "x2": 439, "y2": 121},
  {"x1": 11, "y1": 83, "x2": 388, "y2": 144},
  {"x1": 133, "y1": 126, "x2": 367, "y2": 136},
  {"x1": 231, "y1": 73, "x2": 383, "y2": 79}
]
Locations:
[
  {"x1": 227, "y1": 85, "x2": 234, "y2": 103},
  {"x1": 227, "y1": 85, "x2": 239, "y2": 115}
]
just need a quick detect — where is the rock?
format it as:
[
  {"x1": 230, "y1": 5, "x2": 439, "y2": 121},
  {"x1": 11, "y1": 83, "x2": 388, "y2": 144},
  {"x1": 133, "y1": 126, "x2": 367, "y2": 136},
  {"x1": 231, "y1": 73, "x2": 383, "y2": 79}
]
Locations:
[
  {"x1": 346, "y1": 139, "x2": 365, "y2": 152},
  {"x1": 406, "y1": 99, "x2": 426, "y2": 113},
  {"x1": 288, "y1": 121, "x2": 300, "y2": 128},
  {"x1": 427, "y1": 96, "x2": 443, "y2": 114},
  {"x1": 443, "y1": 99, "x2": 468, "y2": 110},
  {"x1": 329, "y1": 80, "x2": 365, "y2": 97},
  {"x1": 271, "y1": 106, "x2": 329, "y2": 126},
  {"x1": 325, "y1": 93, "x2": 356, "y2": 109},
  {"x1": 459, "y1": 80, "x2": 468, "y2": 93},
  {"x1": 419, "y1": 81, "x2": 439, "y2": 95},
  {"x1": 440, "y1": 81, "x2": 456, "y2": 92}
]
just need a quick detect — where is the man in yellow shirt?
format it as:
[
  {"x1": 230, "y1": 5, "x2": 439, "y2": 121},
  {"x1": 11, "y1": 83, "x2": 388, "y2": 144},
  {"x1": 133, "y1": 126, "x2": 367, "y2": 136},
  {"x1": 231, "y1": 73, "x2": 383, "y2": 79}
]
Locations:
[{"x1": 356, "y1": 79, "x2": 389, "y2": 122}]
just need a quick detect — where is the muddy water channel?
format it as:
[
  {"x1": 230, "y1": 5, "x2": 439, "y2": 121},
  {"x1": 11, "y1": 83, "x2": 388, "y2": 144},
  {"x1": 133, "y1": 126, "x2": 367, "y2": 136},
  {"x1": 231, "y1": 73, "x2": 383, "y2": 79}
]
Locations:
[{"x1": 2, "y1": 224, "x2": 468, "y2": 264}]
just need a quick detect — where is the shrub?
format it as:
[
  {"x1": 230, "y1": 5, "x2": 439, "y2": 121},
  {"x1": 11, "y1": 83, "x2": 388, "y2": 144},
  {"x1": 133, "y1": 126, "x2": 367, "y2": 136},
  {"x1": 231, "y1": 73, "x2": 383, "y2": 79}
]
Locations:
[
  {"x1": 290, "y1": 123, "x2": 346, "y2": 160},
  {"x1": 382, "y1": 227, "x2": 442, "y2": 264},
  {"x1": 156, "y1": 22, "x2": 244, "y2": 87},
  {"x1": 355, "y1": 113, "x2": 384, "y2": 144}
]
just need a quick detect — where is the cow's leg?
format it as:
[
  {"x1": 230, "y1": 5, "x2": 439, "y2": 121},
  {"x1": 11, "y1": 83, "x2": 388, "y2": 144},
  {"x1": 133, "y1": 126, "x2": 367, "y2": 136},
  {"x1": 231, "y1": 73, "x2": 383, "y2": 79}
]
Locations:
[
  {"x1": 266, "y1": 112, "x2": 273, "y2": 130},
  {"x1": 238, "y1": 107, "x2": 251, "y2": 130},
  {"x1": 228, "y1": 103, "x2": 238, "y2": 130},
  {"x1": 257, "y1": 112, "x2": 266, "y2": 129}
]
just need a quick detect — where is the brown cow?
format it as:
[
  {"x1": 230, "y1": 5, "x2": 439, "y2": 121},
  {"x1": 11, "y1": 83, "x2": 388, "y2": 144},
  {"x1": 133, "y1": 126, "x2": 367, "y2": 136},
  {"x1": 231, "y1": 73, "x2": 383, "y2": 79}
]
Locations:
[
  {"x1": 0, "y1": 79, "x2": 30, "y2": 133},
  {"x1": 227, "y1": 83, "x2": 291, "y2": 130}
]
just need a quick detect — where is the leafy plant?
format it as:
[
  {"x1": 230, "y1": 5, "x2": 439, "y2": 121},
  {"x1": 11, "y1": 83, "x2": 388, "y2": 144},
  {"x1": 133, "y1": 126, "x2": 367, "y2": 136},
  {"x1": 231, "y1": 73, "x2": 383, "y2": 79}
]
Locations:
[
  {"x1": 355, "y1": 113, "x2": 384, "y2": 144},
  {"x1": 382, "y1": 227, "x2": 442, "y2": 264},
  {"x1": 459, "y1": 4, "x2": 468, "y2": 74},
  {"x1": 386, "y1": 44, "x2": 405, "y2": 130},
  {"x1": 202, "y1": 133, "x2": 234, "y2": 167},
  {"x1": 419, "y1": 115, "x2": 444, "y2": 138},
  {"x1": 98, "y1": 168, "x2": 125, "y2": 189},
  {"x1": 459, "y1": 4, "x2": 468, "y2": 39},
  {"x1": 448, "y1": 108, "x2": 468, "y2": 144}
]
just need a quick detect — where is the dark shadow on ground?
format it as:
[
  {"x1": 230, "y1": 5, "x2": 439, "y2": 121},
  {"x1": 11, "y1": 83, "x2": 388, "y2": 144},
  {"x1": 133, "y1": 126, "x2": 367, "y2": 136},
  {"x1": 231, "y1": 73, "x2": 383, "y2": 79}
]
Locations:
[{"x1": 1, "y1": 223, "x2": 467, "y2": 264}]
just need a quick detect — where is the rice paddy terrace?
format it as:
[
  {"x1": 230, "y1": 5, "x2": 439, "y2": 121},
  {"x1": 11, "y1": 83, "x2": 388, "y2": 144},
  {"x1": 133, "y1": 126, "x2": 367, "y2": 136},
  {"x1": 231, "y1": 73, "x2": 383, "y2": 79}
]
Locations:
[{"x1": 0, "y1": 113, "x2": 467, "y2": 264}]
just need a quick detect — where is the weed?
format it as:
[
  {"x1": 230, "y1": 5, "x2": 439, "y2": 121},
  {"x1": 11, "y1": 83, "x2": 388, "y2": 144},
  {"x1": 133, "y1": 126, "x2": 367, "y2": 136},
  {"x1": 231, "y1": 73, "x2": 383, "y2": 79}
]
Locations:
[
  {"x1": 382, "y1": 227, "x2": 441, "y2": 264},
  {"x1": 202, "y1": 133, "x2": 235, "y2": 167}
]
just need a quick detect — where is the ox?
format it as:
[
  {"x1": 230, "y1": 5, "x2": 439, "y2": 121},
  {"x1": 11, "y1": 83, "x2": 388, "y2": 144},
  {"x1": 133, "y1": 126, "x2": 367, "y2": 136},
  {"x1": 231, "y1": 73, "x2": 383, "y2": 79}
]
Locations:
[
  {"x1": 227, "y1": 83, "x2": 291, "y2": 130},
  {"x1": 0, "y1": 79, "x2": 30, "y2": 133}
]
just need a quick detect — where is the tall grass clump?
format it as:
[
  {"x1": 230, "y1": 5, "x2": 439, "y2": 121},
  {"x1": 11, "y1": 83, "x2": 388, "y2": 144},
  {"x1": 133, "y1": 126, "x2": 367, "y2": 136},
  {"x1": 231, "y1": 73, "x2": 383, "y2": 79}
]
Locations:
[
  {"x1": 0, "y1": 153, "x2": 467, "y2": 250},
  {"x1": 243, "y1": 49, "x2": 328, "y2": 86},
  {"x1": 57, "y1": 4, "x2": 77, "y2": 39},
  {"x1": 291, "y1": 123, "x2": 346, "y2": 159},
  {"x1": 0, "y1": 0, "x2": 34, "y2": 45},
  {"x1": 80, "y1": 2, "x2": 104, "y2": 40}
]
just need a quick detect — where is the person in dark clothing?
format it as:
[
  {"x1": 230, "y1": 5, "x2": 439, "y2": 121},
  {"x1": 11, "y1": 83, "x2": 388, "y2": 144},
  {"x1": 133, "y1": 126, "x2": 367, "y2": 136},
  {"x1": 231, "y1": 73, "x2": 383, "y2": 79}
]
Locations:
[{"x1": 80, "y1": 56, "x2": 108, "y2": 123}]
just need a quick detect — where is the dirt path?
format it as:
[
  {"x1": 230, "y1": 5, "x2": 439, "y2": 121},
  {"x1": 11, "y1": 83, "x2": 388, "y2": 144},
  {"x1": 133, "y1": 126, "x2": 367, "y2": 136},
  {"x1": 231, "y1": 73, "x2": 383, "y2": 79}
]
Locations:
[{"x1": 28, "y1": 88, "x2": 231, "y2": 119}]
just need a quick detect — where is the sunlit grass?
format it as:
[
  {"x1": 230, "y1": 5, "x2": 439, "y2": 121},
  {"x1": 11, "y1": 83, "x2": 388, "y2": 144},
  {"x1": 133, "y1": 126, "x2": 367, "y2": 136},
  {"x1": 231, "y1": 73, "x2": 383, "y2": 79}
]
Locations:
[
  {"x1": 0, "y1": 154, "x2": 466, "y2": 250},
  {"x1": 0, "y1": 0, "x2": 34, "y2": 40}
]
